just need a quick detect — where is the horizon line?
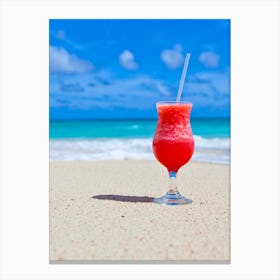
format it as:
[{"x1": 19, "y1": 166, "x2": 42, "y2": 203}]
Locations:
[{"x1": 50, "y1": 117, "x2": 230, "y2": 122}]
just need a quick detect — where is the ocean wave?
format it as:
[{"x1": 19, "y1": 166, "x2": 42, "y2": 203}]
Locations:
[{"x1": 50, "y1": 136, "x2": 230, "y2": 164}]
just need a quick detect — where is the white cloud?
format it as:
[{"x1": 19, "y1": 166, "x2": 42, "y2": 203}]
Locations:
[
  {"x1": 56, "y1": 30, "x2": 66, "y2": 40},
  {"x1": 49, "y1": 46, "x2": 94, "y2": 73},
  {"x1": 50, "y1": 71, "x2": 173, "y2": 110},
  {"x1": 155, "y1": 82, "x2": 171, "y2": 97},
  {"x1": 173, "y1": 44, "x2": 183, "y2": 52},
  {"x1": 50, "y1": 66, "x2": 230, "y2": 114},
  {"x1": 119, "y1": 50, "x2": 138, "y2": 70},
  {"x1": 199, "y1": 51, "x2": 220, "y2": 68},
  {"x1": 160, "y1": 44, "x2": 184, "y2": 69},
  {"x1": 186, "y1": 70, "x2": 230, "y2": 105}
]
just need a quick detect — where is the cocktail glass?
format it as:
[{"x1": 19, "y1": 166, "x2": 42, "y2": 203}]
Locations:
[{"x1": 152, "y1": 101, "x2": 194, "y2": 205}]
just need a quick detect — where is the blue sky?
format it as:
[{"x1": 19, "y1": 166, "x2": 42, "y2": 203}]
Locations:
[{"x1": 49, "y1": 19, "x2": 230, "y2": 120}]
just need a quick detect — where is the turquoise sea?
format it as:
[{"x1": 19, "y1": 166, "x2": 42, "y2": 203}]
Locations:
[
  {"x1": 50, "y1": 119, "x2": 230, "y2": 164},
  {"x1": 50, "y1": 119, "x2": 229, "y2": 139}
]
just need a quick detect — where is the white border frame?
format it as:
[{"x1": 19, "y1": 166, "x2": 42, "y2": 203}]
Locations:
[{"x1": 1, "y1": 0, "x2": 279, "y2": 279}]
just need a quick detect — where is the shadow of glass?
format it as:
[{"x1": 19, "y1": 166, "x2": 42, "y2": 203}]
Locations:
[{"x1": 92, "y1": 194, "x2": 154, "y2": 203}]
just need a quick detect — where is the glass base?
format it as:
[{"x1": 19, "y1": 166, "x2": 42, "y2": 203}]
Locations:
[{"x1": 154, "y1": 191, "x2": 192, "y2": 205}]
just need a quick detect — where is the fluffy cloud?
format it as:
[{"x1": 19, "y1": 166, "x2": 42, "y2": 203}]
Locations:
[
  {"x1": 60, "y1": 82, "x2": 84, "y2": 92},
  {"x1": 56, "y1": 30, "x2": 66, "y2": 40},
  {"x1": 160, "y1": 44, "x2": 184, "y2": 69},
  {"x1": 199, "y1": 51, "x2": 220, "y2": 68},
  {"x1": 186, "y1": 70, "x2": 230, "y2": 106},
  {"x1": 49, "y1": 46, "x2": 94, "y2": 73},
  {"x1": 119, "y1": 50, "x2": 138, "y2": 70},
  {"x1": 49, "y1": 71, "x2": 173, "y2": 110},
  {"x1": 50, "y1": 64, "x2": 229, "y2": 113}
]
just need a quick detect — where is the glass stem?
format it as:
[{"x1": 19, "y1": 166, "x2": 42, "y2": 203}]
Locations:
[{"x1": 168, "y1": 171, "x2": 178, "y2": 194}]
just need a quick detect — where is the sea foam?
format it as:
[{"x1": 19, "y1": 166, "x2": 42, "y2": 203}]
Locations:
[{"x1": 50, "y1": 135, "x2": 230, "y2": 164}]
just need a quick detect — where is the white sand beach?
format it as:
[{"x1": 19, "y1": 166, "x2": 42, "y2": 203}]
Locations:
[{"x1": 50, "y1": 160, "x2": 230, "y2": 262}]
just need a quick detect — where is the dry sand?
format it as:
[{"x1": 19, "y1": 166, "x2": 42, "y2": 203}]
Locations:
[{"x1": 50, "y1": 160, "x2": 230, "y2": 263}]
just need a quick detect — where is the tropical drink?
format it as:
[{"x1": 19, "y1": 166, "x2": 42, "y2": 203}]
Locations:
[
  {"x1": 152, "y1": 101, "x2": 194, "y2": 205},
  {"x1": 153, "y1": 102, "x2": 194, "y2": 172}
]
